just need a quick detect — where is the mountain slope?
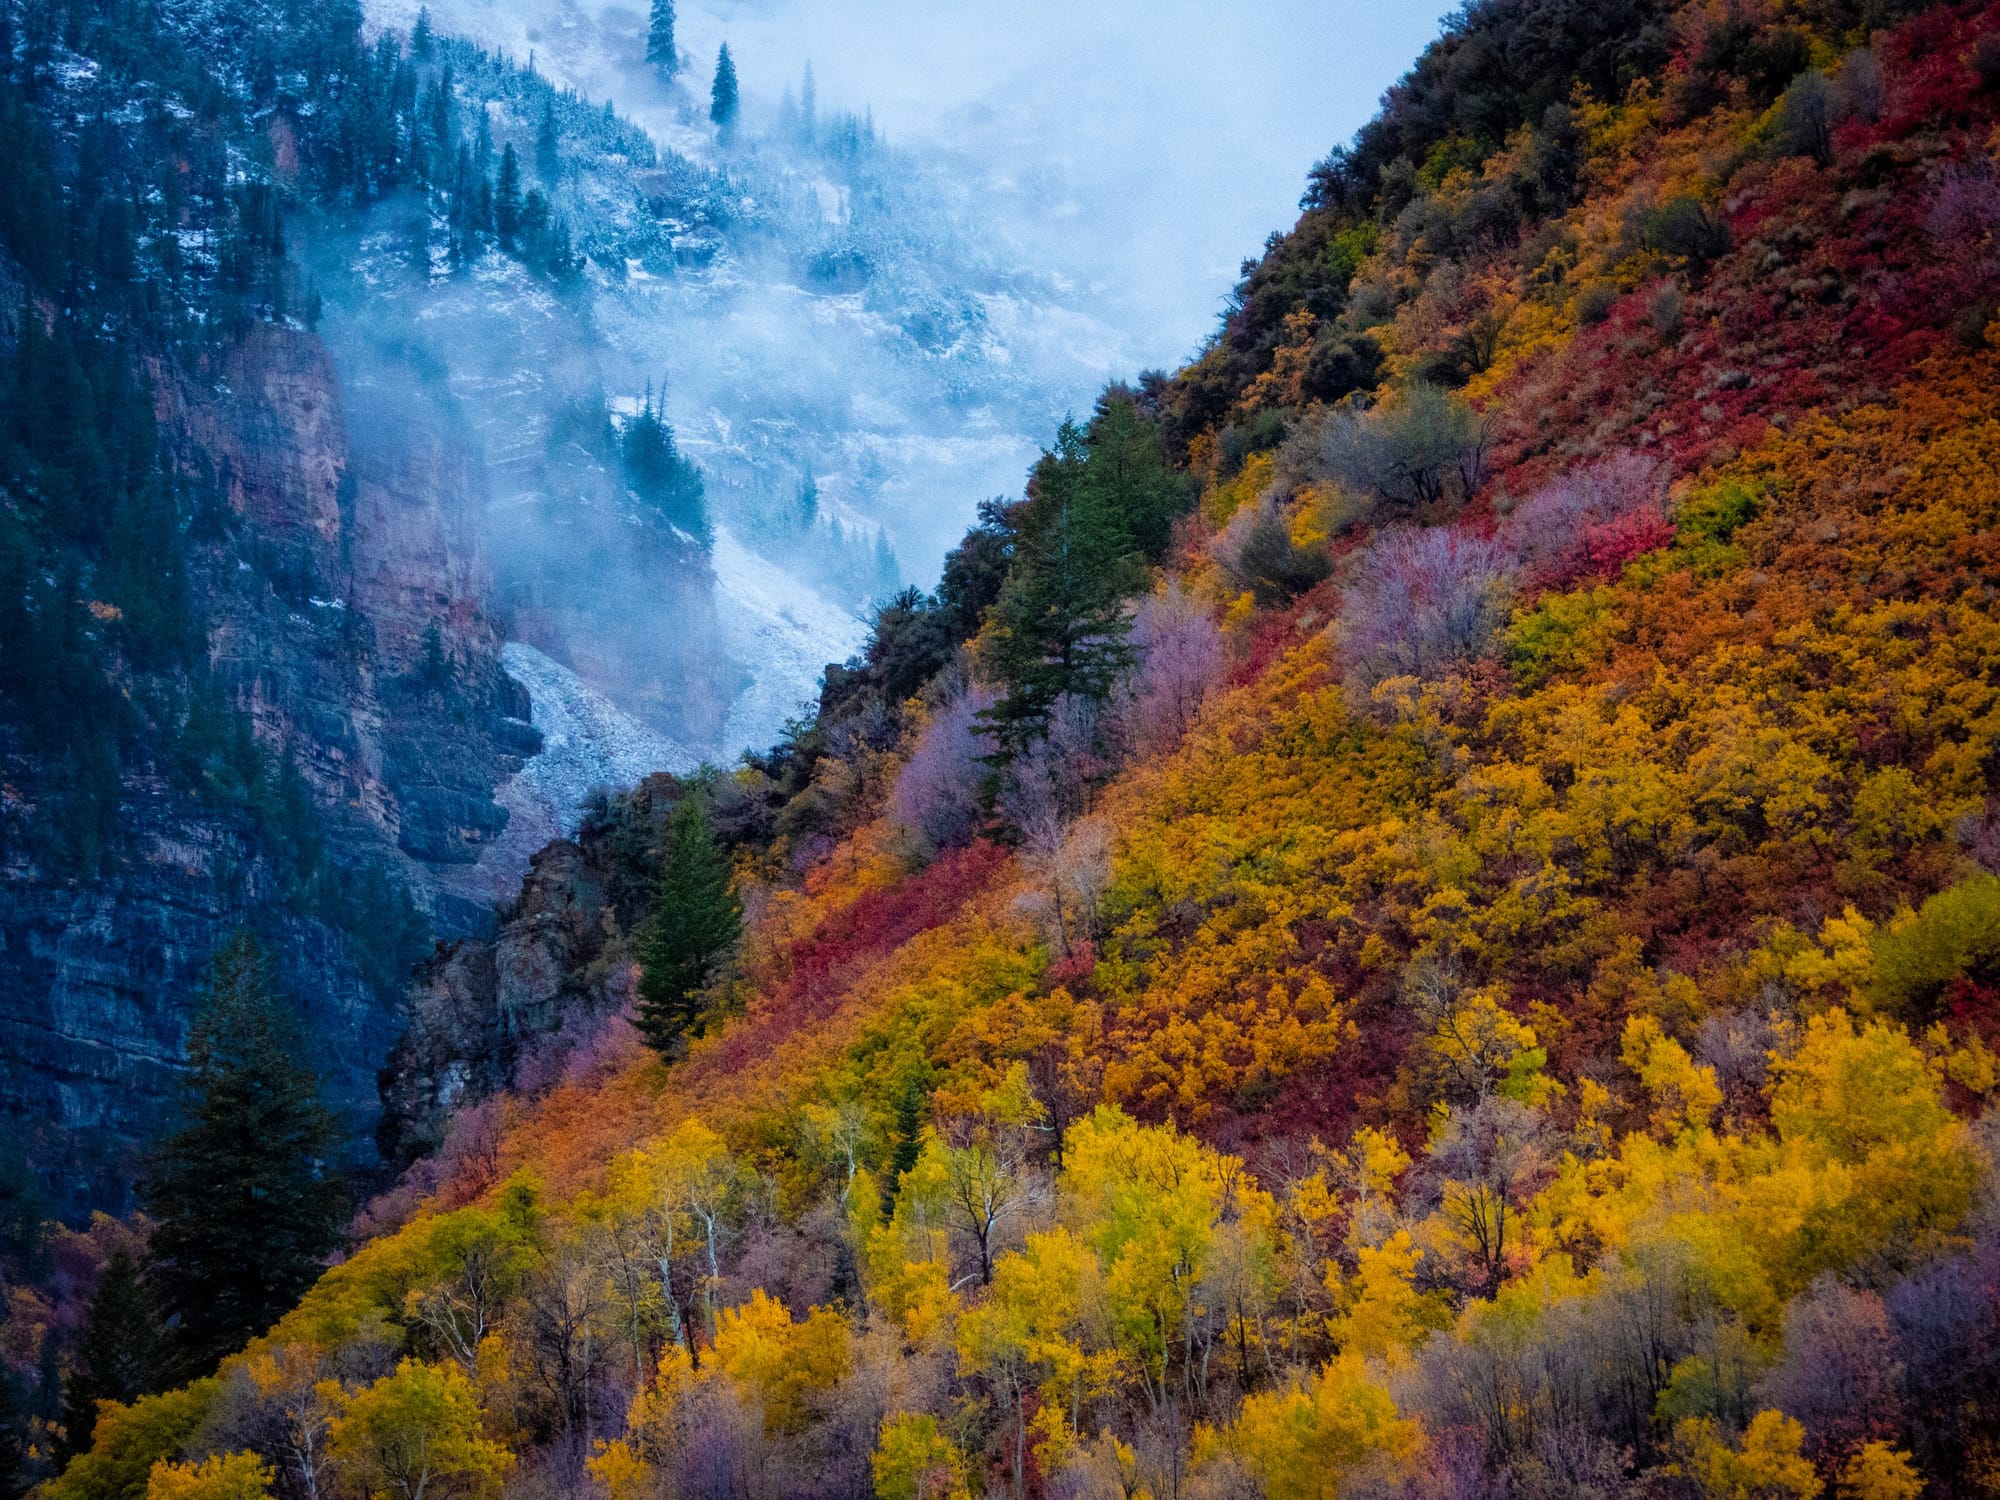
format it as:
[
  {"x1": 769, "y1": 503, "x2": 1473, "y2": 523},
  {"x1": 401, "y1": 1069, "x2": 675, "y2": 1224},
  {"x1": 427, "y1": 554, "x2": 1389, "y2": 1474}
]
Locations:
[{"x1": 31, "y1": 2, "x2": 2000, "y2": 1499}]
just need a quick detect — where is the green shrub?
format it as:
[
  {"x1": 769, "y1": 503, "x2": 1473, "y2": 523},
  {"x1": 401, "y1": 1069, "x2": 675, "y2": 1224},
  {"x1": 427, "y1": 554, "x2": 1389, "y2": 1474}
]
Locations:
[{"x1": 1869, "y1": 874, "x2": 2000, "y2": 1019}]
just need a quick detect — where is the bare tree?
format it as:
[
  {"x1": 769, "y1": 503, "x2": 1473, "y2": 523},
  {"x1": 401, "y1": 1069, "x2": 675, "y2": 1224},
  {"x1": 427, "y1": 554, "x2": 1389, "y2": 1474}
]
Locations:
[
  {"x1": 935, "y1": 1114, "x2": 1035, "y2": 1288},
  {"x1": 1110, "y1": 584, "x2": 1226, "y2": 761},
  {"x1": 1338, "y1": 526, "x2": 1513, "y2": 696},
  {"x1": 890, "y1": 681, "x2": 996, "y2": 854}
]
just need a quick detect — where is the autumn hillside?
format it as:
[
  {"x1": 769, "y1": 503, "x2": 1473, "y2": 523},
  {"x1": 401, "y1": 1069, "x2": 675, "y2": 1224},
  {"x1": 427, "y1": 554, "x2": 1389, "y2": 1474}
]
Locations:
[{"x1": 43, "y1": 2, "x2": 2000, "y2": 1499}]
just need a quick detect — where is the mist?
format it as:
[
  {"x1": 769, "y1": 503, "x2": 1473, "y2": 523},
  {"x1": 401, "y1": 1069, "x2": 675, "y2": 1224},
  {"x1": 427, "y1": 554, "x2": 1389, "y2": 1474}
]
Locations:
[{"x1": 344, "y1": 0, "x2": 1458, "y2": 779}]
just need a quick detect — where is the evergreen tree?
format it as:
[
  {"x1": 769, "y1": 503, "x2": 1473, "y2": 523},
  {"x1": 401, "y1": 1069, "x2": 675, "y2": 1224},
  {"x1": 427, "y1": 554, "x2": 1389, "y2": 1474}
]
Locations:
[
  {"x1": 58, "y1": 1251, "x2": 164, "y2": 1459},
  {"x1": 142, "y1": 933, "x2": 347, "y2": 1375},
  {"x1": 709, "y1": 44, "x2": 739, "y2": 134},
  {"x1": 799, "y1": 60, "x2": 816, "y2": 142},
  {"x1": 797, "y1": 472, "x2": 818, "y2": 531},
  {"x1": 411, "y1": 6, "x2": 432, "y2": 58},
  {"x1": 978, "y1": 422, "x2": 1139, "y2": 750},
  {"x1": 495, "y1": 142, "x2": 522, "y2": 248},
  {"x1": 647, "y1": 0, "x2": 679, "y2": 79},
  {"x1": 1082, "y1": 390, "x2": 1192, "y2": 561},
  {"x1": 622, "y1": 387, "x2": 709, "y2": 542},
  {"x1": 635, "y1": 793, "x2": 741, "y2": 1056},
  {"x1": 535, "y1": 98, "x2": 560, "y2": 184}
]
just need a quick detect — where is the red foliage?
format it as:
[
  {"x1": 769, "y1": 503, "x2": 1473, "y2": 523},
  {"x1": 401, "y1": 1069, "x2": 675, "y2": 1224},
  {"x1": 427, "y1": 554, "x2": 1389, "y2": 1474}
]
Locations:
[
  {"x1": 707, "y1": 840, "x2": 1010, "y2": 1072},
  {"x1": 1486, "y1": 4, "x2": 2000, "y2": 496},
  {"x1": 1558, "y1": 511, "x2": 1679, "y2": 587}
]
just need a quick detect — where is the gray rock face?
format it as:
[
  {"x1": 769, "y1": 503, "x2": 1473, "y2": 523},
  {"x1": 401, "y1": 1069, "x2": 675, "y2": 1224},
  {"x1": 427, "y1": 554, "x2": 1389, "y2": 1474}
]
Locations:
[
  {"x1": 0, "y1": 322, "x2": 536, "y2": 1219},
  {"x1": 377, "y1": 776, "x2": 677, "y2": 1167}
]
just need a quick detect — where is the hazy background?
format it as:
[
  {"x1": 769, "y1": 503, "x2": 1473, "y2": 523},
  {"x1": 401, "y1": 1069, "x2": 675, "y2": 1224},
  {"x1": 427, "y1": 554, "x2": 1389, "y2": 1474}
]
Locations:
[
  {"x1": 387, "y1": 0, "x2": 1459, "y2": 374},
  {"x1": 353, "y1": 0, "x2": 1463, "y2": 767}
]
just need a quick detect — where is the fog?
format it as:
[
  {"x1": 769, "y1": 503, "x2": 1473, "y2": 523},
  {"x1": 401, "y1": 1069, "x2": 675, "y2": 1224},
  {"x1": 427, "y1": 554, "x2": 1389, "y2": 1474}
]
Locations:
[
  {"x1": 385, "y1": 0, "x2": 1457, "y2": 367},
  {"x1": 346, "y1": 0, "x2": 1457, "y2": 778}
]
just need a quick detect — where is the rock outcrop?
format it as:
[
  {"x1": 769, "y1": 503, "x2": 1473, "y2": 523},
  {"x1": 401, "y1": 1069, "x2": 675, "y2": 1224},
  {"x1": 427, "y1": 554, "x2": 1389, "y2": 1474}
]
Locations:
[{"x1": 376, "y1": 776, "x2": 679, "y2": 1166}]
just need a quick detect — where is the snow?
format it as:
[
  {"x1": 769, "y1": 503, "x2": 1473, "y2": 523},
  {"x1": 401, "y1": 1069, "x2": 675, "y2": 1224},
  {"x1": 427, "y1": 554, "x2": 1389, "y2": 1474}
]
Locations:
[
  {"x1": 710, "y1": 525, "x2": 869, "y2": 754},
  {"x1": 433, "y1": 643, "x2": 701, "y2": 909}
]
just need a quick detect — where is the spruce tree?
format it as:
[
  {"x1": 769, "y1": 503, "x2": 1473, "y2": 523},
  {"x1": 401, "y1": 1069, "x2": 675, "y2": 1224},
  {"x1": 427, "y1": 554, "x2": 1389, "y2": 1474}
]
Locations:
[
  {"x1": 622, "y1": 388, "x2": 709, "y2": 541},
  {"x1": 535, "y1": 99, "x2": 559, "y2": 184},
  {"x1": 143, "y1": 933, "x2": 346, "y2": 1375},
  {"x1": 495, "y1": 142, "x2": 523, "y2": 247},
  {"x1": 978, "y1": 421, "x2": 1139, "y2": 750},
  {"x1": 635, "y1": 794, "x2": 741, "y2": 1057},
  {"x1": 646, "y1": 0, "x2": 678, "y2": 79},
  {"x1": 709, "y1": 44, "x2": 739, "y2": 134},
  {"x1": 1081, "y1": 391, "x2": 1192, "y2": 561},
  {"x1": 59, "y1": 1251, "x2": 164, "y2": 1458}
]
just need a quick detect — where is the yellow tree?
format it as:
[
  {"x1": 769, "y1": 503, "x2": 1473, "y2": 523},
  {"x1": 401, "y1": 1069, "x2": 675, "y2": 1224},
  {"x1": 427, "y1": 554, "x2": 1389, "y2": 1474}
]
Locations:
[
  {"x1": 871, "y1": 1413, "x2": 972, "y2": 1500},
  {"x1": 1208, "y1": 1352, "x2": 1420, "y2": 1500},
  {"x1": 145, "y1": 1453, "x2": 275, "y2": 1500},
  {"x1": 958, "y1": 1228, "x2": 1108, "y2": 1492},
  {"x1": 324, "y1": 1359, "x2": 513, "y2": 1500}
]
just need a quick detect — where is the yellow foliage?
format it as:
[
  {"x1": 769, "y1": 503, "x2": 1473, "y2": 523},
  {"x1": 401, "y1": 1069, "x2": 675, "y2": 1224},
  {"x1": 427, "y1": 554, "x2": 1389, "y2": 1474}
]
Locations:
[
  {"x1": 144, "y1": 1453, "x2": 274, "y2": 1500},
  {"x1": 1676, "y1": 1411, "x2": 1823, "y2": 1500},
  {"x1": 1837, "y1": 1443, "x2": 1925, "y2": 1500},
  {"x1": 711, "y1": 1290, "x2": 851, "y2": 1433},
  {"x1": 584, "y1": 1439, "x2": 653, "y2": 1500},
  {"x1": 1330, "y1": 1229, "x2": 1444, "y2": 1361},
  {"x1": 1621, "y1": 1015, "x2": 1722, "y2": 1135},
  {"x1": 324, "y1": 1358, "x2": 513, "y2": 1500},
  {"x1": 871, "y1": 1412, "x2": 972, "y2": 1500},
  {"x1": 1212, "y1": 1352, "x2": 1421, "y2": 1500}
]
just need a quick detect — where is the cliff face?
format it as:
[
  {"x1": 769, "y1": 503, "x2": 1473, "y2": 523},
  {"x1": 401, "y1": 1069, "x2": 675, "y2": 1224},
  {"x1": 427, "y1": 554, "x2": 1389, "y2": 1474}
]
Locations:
[
  {"x1": 376, "y1": 776, "x2": 675, "y2": 1167},
  {"x1": 0, "y1": 319, "x2": 539, "y2": 1219}
]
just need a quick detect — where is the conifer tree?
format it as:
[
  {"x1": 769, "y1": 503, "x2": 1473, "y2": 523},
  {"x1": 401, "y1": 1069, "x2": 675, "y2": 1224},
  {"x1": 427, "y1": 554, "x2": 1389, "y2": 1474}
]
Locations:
[
  {"x1": 622, "y1": 387, "x2": 709, "y2": 542},
  {"x1": 636, "y1": 793, "x2": 741, "y2": 1057},
  {"x1": 979, "y1": 422, "x2": 1139, "y2": 750},
  {"x1": 411, "y1": 6, "x2": 432, "y2": 58},
  {"x1": 647, "y1": 0, "x2": 679, "y2": 79},
  {"x1": 142, "y1": 933, "x2": 346, "y2": 1375},
  {"x1": 59, "y1": 1251, "x2": 164, "y2": 1458},
  {"x1": 709, "y1": 44, "x2": 739, "y2": 134},
  {"x1": 799, "y1": 60, "x2": 816, "y2": 141},
  {"x1": 1082, "y1": 391, "x2": 1192, "y2": 561},
  {"x1": 495, "y1": 142, "x2": 522, "y2": 247},
  {"x1": 535, "y1": 98, "x2": 559, "y2": 184}
]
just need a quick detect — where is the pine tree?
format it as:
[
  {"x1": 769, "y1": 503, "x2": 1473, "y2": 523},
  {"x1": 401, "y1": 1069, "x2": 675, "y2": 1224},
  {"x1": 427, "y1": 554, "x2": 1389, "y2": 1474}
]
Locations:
[
  {"x1": 978, "y1": 421, "x2": 1139, "y2": 751},
  {"x1": 799, "y1": 61, "x2": 816, "y2": 142},
  {"x1": 59, "y1": 1251, "x2": 164, "y2": 1459},
  {"x1": 535, "y1": 99, "x2": 559, "y2": 184},
  {"x1": 646, "y1": 0, "x2": 678, "y2": 79},
  {"x1": 797, "y1": 473, "x2": 818, "y2": 531},
  {"x1": 411, "y1": 6, "x2": 432, "y2": 58},
  {"x1": 635, "y1": 793, "x2": 741, "y2": 1057},
  {"x1": 1082, "y1": 390, "x2": 1192, "y2": 561},
  {"x1": 495, "y1": 142, "x2": 522, "y2": 247},
  {"x1": 622, "y1": 387, "x2": 709, "y2": 542},
  {"x1": 709, "y1": 44, "x2": 739, "y2": 134},
  {"x1": 142, "y1": 933, "x2": 346, "y2": 1375}
]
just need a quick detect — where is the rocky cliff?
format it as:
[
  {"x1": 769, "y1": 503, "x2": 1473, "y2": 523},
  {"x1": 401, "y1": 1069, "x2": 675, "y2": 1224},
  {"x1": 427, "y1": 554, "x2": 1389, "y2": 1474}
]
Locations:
[
  {"x1": 0, "y1": 317, "x2": 538, "y2": 1218},
  {"x1": 375, "y1": 773, "x2": 679, "y2": 1167}
]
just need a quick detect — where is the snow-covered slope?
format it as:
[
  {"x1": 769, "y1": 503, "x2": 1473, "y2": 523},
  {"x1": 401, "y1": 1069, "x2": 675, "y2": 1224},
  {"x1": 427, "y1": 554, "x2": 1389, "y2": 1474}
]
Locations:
[
  {"x1": 444, "y1": 643, "x2": 703, "y2": 906},
  {"x1": 711, "y1": 525, "x2": 870, "y2": 753}
]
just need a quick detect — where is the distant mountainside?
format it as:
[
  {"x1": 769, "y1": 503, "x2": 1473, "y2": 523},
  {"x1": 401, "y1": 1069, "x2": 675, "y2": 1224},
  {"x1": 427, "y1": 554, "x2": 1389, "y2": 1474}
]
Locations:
[{"x1": 0, "y1": 0, "x2": 1108, "y2": 1219}]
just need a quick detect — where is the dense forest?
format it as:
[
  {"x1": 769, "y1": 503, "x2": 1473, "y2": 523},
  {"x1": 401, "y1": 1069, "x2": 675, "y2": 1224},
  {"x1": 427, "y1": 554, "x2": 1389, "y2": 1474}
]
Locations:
[{"x1": 16, "y1": 0, "x2": 2000, "y2": 1497}]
